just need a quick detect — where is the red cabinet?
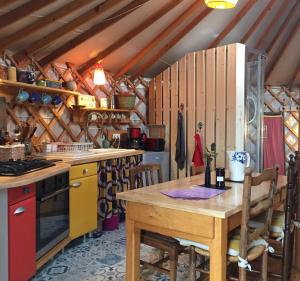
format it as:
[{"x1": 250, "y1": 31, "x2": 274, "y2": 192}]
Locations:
[{"x1": 8, "y1": 194, "x2": 36, "y2": 281}]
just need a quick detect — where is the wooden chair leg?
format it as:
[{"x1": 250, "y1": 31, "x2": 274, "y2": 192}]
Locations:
[
  {"x1": 261, "y1": 250, "x2": 268, "y2": 281},
  {"x1": 189, "y1": 246, "x2": 196, "y2": 281},
  {"x1": 169, "y1": 248, "x2": 178, "y2": 281}
]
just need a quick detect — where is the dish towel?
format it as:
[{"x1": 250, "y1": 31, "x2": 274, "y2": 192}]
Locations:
[
  {"x1": 192, "y1": 132, "x2": 204, "y2": 167},
  {"x1": 175, "y1": 111, "x2": 185, "y2": 170}
]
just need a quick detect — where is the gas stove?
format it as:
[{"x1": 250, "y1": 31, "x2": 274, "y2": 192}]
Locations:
[{"x1": 0, "y1": 159, "x2": 58, "y2": 176}]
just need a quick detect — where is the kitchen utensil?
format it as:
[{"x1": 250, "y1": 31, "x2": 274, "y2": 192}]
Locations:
[
  {"x1": 145, "y1": 138, "x2": 165, "y2": 151},
  {"x1": 52, "y1": 95, "x2": 62, "y2": 106},
  {"x1": 41, "y1": 94, "x2": 52, "y2": 105},
  {"x1": 29, "y1": 92, "x2": 41, "y2": 103},
  {"x1": 16, "y1": 89, "x2": 30, "y2": 103},
  {"x1": 17, "y1": 70, "x2": 36, "y2": 84},
  {"x1": 128, "y1": 127, "x2": 141, "y2": 139},
  {"x1": 28, "y1": 126, "x2": 37, "y2": 139},
  {"x1": 227, "y1": 151, "x2": 250, "y2": 182}
]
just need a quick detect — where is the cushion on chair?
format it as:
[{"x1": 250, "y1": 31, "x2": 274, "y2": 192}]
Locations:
[
  {"x1": 176, "y1": 229, "x2": 268, "y2": 257},
  {"x1": 249, "y1": 210, "x2": 284, "y2": 237}
]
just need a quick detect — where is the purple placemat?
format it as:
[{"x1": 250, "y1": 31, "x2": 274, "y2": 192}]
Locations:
[{"x1": 160, "y1": 185, "x2": 225, "y2": 200}]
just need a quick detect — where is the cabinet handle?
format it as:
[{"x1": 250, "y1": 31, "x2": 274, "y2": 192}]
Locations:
[
  {"x1": 14, "y1": 207, "x2": 26, "y2": 215},
  {"x1": 82, "y1": 168, "x2": 89, "y2": 175},
  {"x1": 71, "y1": 182, "x2": 81, "y2": 188}
]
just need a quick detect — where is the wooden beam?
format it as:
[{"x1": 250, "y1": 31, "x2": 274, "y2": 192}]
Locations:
[
  {"x1": 241, "y1": 0, "x2": 276, "y2": 43},
  {"x1": 37, "y1": 0, "x2": 150, "y2": 66},
  {"x1": 0, "y1": 0, "x2": 56, "y2": 30},
  {"x1": 208, "y1": 0, "x2": 258, "y2": 48},
  {"x1": 254, "y1": 0, "x2": 290, "y2": 49},
  {"x1": 0, "y1": 0, "x2": 19, "y2": 9},
  {"x1": 266, "y1": 0, "x2": 300, "y2": 54},
  {"x1": 0, "y1": 0, "x2": 94, "y2": 51},
  {"x1": 78, "y1": 0, "x2": 184, "y2": 74},
  {"x1": 114, "y1": 0, "x2": 202, "y2": 78},
  {"x1": 132, "y1": 7, "x2": 212, "y2": 78},
  {"x1": 266, "y1": 17, "x2": 300, "y2": 81},
  {"x1": 15, "y1": 0, "x2": 126, "y2": 59}
]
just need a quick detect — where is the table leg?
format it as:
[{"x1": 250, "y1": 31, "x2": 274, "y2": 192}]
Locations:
[
  {"x1": 209, "y1": 218, "x2": 228, "y2": 281},
  {"x1": 126, "y1": 217, "x2": 141, "y2": 281}
]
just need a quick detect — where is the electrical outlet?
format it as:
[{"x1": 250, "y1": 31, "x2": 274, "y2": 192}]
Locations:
[{"x1": 112, "y1": 133, "x2": 120, "y2": 140}]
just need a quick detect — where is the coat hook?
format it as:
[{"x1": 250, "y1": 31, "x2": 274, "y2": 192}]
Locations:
[{"x1": 179, "y1": 103, "x2": 184, "y2": 112}]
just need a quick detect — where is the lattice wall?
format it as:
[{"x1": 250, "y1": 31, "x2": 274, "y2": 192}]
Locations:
[
  {"x1": 3, "y1": 57, "x2": 148, "y2": 151},
  {"x1": 264, "y1": 86, "x2": 299, "y2": 163}
]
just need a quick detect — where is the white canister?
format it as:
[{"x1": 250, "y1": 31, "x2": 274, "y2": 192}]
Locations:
[{"x1": 227, "y1": 151, "x2": 250, "y2": 182}]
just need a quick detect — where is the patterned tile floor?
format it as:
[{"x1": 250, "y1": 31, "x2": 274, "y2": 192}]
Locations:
[{"x1": 32, "y1": 223, "x2": 190, "y2": 281}]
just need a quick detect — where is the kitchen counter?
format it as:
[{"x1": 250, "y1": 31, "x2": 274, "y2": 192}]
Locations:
[
  {"x1": 0, "y1": 162, "x2": 71, "y2": 190},
  {"x1": 37, "y1": 148, "x2": 144, "y2": 165}
]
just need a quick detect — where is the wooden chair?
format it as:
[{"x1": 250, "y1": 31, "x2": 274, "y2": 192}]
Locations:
[
  {"x1": 187, "y1": 165, "x2": 279, "y2": 281},
  {"x1": 129, "y1": 163, "x2": 183, "y2": 281}
]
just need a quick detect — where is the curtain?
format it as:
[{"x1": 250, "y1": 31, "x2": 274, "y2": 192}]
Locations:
[
  {"x1": 263, "y1": 115, "x2": 285, "y2": 174},
  {"x1": 98, "y1": 155, "x2": 143, "y2": 228}
]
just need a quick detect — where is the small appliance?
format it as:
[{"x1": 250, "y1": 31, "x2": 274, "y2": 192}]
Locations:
[{"x1": 127, "y1": 128, "x2": 144, "y2": 149}]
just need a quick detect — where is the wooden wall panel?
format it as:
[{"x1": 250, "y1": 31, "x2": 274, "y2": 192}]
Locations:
[
  {"x1": 170, "y1": 62, "x2": 179, "y2": 180},
  {"x1": 178, "y1": 56, "x2": 187, "y2": 178},
  {"x1": 155, "y1": 74, "x2": 163, "y2": 124},
  {"x1": 148, "y1": 79, "x2": 155, "y2": 124},
  {"x1": 196, "y1": 51, "x2": 206, "y2": 157},
  {"x1": 215, "y1": 46, "x2": 227, "y2": 167},
  {"x1": 226, "y1": 44, "x2": 237, "y2": 154},
  {"x1": 162, "y1": 69, "x2": 170, "y2": 152},
  {"x1": 150, "y1": 43, "x2": 246, "y2": 180},
  {"x1": 187, "y1": 52, "x2": 196, "y2": 176},
  {"x1": 205, "y1": 48, "x2": 216, "y2": 168}
]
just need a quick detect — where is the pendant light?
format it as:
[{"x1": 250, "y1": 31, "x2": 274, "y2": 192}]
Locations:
[
  {"x1": 93, "y1": 62, "x2": 106, "y2": 85},
  {"x1": 205, "y1": 0, "x2": 238, "y2": 9}
]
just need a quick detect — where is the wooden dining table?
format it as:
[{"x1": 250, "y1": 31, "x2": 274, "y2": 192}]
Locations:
[{"x1": 117, "y1": 173, "x2": 287, "y2": 281}]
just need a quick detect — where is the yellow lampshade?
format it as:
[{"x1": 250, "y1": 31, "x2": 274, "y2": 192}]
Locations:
[
  {"x1": 93, "y1": 65, "x2": 106, "y2": 85},
  {"x1": 205, "y1": 0, "x2": 238, "y2": 9}
]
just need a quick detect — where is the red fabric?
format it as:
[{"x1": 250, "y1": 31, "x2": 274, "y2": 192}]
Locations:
[
  {"x1": 192, "y1": 133, "x2": 204, "y2": 167},
  {"x1": 263, "y1": 115, "x2": 285, "y2": 175}
]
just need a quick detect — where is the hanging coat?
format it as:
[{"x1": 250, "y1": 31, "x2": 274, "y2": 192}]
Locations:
[
  {"x1": 192, "y1": 132, "x2": 204, "y2": 167},
  {"x1": 175, "y1": 111, "x2": 185, "y2": 170}
]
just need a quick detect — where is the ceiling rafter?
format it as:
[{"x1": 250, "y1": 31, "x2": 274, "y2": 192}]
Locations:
[
  {"x1": 0, "y1": 0, "x2": 57, "y2": 30},
  {"x1": 208, "y1": 0, "x2": 257, "y2": 48},
  {"x1": 78, "y1": 0, "x2": 184, "y2": 74},
  {"x1": 0, "y1": 0, "x2": 95, "y2": 51},
  {"x1": 114, "y1": 0, "x2": 202, "y2": 79},
  {"x1": 14, "y1": 0, "x2": 125, "y2": 60},
  {"x1": 38, "y1": 0, "x2": 151, "y2": 67},
  {"x1": 133, "y1": 6, "x2": 212, "y2": 78},
  {"x1": 265, "y1": 0, "x2": 300, "y2": 54},
  {"x1": 254, "y1": 0, "x2": 291, "y2": 49},
  {"x1": 241, "y1": 0, "x2": 276, "y2": 44},
  {"x1": 0, "y1": 0, "x2": 19, "y2": 9},
  {"x1": 266, "y1": 17, "x2": 300, "y2": 81}
]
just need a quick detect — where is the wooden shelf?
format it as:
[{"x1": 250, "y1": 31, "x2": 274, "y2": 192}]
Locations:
[
  {"x1": 0, "y1": 79, "x2": 80, "y2": 96},
  {"x1": 76, "y1": 107, "x2": 135, "y2": 113}
]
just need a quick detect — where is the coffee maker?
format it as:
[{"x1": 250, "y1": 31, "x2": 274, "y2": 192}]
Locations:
[{"x1": 127, "y1": 128, "x2": 145, "y2": 149}]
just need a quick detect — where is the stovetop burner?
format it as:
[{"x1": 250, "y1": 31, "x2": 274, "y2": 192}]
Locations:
[{"x1": 0, "y1": 159, "x2": 58, "y2": 176}]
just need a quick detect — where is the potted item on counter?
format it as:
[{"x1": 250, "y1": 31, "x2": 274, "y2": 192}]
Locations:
[{"x1": 115, "y1": 92, "x2": 136, "y2": 110}]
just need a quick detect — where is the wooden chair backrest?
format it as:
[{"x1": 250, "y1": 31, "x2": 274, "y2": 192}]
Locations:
[
  {"x1": 239, "y1": 165, "x2": 279, "y2": 260},
  {"x1": 129, "y1": 164, "x2": 162, "y2": 189}
]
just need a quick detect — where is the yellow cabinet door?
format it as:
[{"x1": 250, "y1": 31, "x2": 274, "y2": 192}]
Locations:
[{"x1": 69, "y1": 175, "x2": 98, "y2": 239}]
